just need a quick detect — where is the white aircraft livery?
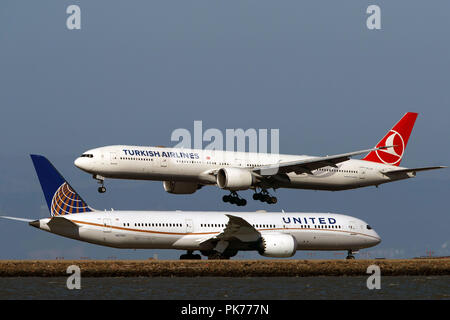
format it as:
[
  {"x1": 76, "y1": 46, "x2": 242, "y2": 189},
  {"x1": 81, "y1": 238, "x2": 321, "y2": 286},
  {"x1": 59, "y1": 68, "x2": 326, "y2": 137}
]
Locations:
[
  {"x1": 0, "y1": 155, "x2": 381, "y2": 259},
  {"x1": 75, "y1": 112, "x2": 445, "y2": 206}
]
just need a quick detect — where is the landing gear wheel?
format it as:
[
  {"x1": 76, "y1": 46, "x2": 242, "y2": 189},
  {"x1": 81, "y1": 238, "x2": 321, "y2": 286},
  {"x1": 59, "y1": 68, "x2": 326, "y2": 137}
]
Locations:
[
  {"x1": 237, "y1": 199, "x2": 247, "y2": 206},
  {"x1": 253, "y1": 189, "x2": 278, "y2": 204},
  {"x1": 94, "y1": 175, "x2": 106, "y2": 194},
  {"x1": 207, "y1": 252, "x2": 230, "y2": 260},
  {"x1": 222, "y1": 192, "x2": 246, "y2": 206},
  {"x1": 180, "y1": 251, "x2": 202, "y2": 260}
]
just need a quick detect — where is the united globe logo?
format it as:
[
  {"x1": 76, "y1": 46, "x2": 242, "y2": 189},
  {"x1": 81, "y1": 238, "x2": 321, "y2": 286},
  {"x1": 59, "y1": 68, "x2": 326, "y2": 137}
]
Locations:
[{"x1": 50, "y1": 182, "x2": 91, "y2": 216}]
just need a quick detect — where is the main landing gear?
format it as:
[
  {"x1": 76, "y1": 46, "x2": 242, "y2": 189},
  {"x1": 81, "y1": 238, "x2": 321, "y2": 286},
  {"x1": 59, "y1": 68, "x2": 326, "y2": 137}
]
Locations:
[
  {"x1": 222, "y1": 190, "x2": 278, "y2": 206},
  {"x1": 222, "y1": 192, "x2": 247, "y2": 206},
  {"x1": 206, "y1": 252, "x2": 231, "y2": 260},
  {"x1": 346, "y1": 250, "x2": 356, "y2": 260},
  {"x1": 94, "y1": 174, "x2": 106, "y2": 193},
  {"x1": 179, "y1": 250, "x2": 202, "y2": 260},
  {"x1": 253, "y1": 189, "x2": 277, "y2": 204},
  {"x1": 200, "y1": 249, "x2": 237, "y2": 260}
]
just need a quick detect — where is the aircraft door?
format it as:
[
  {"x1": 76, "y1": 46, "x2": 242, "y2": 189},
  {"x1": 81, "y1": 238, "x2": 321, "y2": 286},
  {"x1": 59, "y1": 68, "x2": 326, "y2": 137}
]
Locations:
[
  {"x1": 103, "y1": 218, "x2": 112, "y2": 233},
  {"x1": 160, "y1": 158, "x2": 168, "y2": 168},
  {"x1": 185, "y1": 219, "x2": 193, "y2": 233},
  {"x1": 359, "y1": 167, "x2": 366, "y2": 180},
  {"x1": 348, "y1": 221, "x2": 357, "y2": 235},
  {"x1": 110, "y1": 152, "x2": 118, "y2": 165}
]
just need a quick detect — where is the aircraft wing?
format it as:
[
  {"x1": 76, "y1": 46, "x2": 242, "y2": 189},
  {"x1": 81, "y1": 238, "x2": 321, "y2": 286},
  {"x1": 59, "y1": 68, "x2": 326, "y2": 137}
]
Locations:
[
  {"x1": 382, "y1": 166, "x2": 447, "y2": 176},
  {"x1": 253, "y1": 146, "x2": 389, "y2": 176},
  {"x1": 0, "y1": 216, "x2": 34, "y2": 222},
  {"x1": 200, "y1": 214, "x2": 261, "y2": 247}
]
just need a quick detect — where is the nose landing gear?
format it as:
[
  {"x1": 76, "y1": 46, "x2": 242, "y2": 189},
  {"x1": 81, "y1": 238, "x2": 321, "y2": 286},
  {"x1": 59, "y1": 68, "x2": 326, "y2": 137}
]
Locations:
[
  {"x1": 346, "y1": 250, "x2": 356, "y2": 260},
  {"x1": 222, "y1": 192, "x2": 247, "y2": 206},
  {"x1": 253, "y1": 189, "x2": 277, "y2": 204},
  {"x1": 94, "y1": 175, "x2": 106, "y2": 193}
]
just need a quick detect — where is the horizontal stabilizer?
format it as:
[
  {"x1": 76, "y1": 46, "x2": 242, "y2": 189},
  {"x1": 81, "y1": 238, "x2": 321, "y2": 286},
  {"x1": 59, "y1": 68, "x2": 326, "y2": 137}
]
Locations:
[{"x1": 383, "y1": 166, "x2": 447, "y2": 175}]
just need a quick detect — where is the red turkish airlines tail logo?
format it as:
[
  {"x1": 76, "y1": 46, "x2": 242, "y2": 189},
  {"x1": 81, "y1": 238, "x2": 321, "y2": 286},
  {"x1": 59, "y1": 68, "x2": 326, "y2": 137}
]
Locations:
[{"x1": 362, "y1": 112, "x2": 418, "y2": 166}]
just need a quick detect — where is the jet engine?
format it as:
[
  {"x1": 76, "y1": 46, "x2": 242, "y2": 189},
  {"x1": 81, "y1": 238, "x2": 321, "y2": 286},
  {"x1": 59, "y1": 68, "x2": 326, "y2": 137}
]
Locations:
[
  {"x1": 163, "y1": 181, "x2": 200, "y2": 194},
  {"x1": 216, "y1": 168, "x2": 254, "y2": 191},
  {"x1": 258, "y1": 234, "x2": 297, "y2": 258}
]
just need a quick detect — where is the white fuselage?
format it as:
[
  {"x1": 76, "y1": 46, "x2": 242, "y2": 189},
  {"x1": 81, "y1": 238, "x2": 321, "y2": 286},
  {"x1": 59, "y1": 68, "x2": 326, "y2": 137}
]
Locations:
[
  {"x1": 75, "y1": 145, "x2": 411, "y2": 191},
  {"x1": 33, "y1": 211, "x2": 380, "y2": 253}
]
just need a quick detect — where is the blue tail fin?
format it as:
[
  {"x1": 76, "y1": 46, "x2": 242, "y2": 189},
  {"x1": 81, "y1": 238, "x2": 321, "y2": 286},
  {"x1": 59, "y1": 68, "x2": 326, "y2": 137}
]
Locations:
[{"x1": 30, "y1": 155, "x2": 93, "y2": 216}]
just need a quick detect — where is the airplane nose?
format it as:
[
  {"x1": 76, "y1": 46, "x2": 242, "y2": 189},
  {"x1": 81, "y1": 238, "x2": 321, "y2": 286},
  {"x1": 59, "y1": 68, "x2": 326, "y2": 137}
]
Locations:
[
  {"x1": 74, "y1": 157, "x2": 91, "y2": 172},
  {"x1": 74, "y1": 157, "x2": 83, "y2": 169},
  {"x1": 372, "y1": 232, "x2": 382, "y2": 245}
]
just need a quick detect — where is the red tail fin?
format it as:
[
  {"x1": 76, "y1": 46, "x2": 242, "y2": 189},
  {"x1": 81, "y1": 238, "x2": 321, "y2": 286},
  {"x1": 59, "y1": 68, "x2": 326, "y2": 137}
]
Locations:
[{"x1": 362, "y1": 112, "x2": 418, "y2": 166}]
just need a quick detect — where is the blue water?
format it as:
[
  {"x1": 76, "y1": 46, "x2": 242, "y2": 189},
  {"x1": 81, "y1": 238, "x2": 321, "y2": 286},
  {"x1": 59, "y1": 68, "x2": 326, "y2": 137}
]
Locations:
[{"x1": 0, "y1": 276, "x2": 449, "y2": 299}]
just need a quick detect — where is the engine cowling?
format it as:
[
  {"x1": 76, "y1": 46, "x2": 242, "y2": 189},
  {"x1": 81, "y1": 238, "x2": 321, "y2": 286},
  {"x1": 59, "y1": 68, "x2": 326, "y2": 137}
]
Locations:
[
  {"x1": 216, "y1": 168, "x2": 254, "y2": 191},
  {"x1": 258, "y1": 234, "x2": 297, "y2": 258},
  {"x1": 163, "y1": 181, "x2": 199, "y2": 194}
]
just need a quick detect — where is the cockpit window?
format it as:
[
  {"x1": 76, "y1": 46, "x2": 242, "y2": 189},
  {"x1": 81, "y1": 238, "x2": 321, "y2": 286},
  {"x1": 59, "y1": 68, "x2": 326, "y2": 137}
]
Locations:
[
  {"x1": 80, "y1": 154, "x2": 94, "y2": 158},
  {"x1": 366, "y1": 225, "x2": 372, "y2": 230}
]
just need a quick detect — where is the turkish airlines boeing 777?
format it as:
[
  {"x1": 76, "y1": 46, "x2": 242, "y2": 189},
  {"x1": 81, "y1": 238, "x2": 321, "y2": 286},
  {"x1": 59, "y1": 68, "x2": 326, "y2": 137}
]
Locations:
[
  {"x1": 75, "y1": 112, "x2": 445, "y2": 206},
  {"x1": 0, "y1": 155, "x2": 381, "y2": 259}
]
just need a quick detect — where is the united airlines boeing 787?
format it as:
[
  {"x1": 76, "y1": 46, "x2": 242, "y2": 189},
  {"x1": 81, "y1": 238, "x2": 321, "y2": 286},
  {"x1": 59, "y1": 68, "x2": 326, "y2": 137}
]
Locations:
[
  {"x1": 1, "y1": 155, "x2": 380, "y2": 260},
  {"x1": 75, "y1": 113, "x2": 445, "y2": 206}
]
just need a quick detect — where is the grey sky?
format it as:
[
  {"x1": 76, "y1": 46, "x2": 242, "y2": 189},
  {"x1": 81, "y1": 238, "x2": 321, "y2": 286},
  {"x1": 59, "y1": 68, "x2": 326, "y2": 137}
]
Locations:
[{"x1": 0, "y1": 1, "x2": 449, "y2": 259}]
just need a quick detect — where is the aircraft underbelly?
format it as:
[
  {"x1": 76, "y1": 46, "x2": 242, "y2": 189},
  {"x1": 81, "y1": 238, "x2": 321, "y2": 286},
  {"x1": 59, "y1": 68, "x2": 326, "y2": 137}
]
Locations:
[
  {"x1": 102, "y1": 171, "x2": 204, "y2": 183},
  {"x1": 294, "y1": 231, "x2": 361, "y2": 250},
  {"x1": 73, "y1": 226, "x2": 176, "y2": 249},
  {"x1": 287, "y1": 176, "x2": 357, "y2": 191}
]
